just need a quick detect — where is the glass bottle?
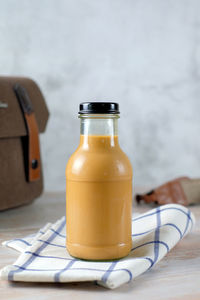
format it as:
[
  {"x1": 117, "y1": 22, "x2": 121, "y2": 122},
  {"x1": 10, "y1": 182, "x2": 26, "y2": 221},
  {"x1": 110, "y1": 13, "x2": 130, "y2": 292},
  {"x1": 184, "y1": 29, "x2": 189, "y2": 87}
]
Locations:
[{"x1": 66, "y1": 102, "x2": 132, "y2": 260}]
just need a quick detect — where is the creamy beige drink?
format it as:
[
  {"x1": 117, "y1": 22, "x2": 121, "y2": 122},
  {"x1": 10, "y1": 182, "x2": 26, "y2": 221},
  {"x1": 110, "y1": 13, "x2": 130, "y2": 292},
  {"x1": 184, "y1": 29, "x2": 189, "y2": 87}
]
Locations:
[{"x1": 66, "y1": 103, "x2": 132, "y2": 260}]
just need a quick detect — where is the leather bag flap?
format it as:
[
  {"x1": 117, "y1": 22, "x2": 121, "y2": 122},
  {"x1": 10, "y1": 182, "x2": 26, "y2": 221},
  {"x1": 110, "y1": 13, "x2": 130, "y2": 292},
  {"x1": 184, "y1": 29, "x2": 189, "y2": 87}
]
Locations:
[{"x1": 0, "y1": 76, "x2": 49, "y2": 138}]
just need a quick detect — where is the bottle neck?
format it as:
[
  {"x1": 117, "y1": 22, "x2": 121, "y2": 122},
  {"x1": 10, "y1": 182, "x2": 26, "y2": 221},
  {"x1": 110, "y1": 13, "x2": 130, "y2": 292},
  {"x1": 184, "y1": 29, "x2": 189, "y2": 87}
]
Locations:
[{"x1": 79, "y1": 114, "x2": 119, "y2": 148}]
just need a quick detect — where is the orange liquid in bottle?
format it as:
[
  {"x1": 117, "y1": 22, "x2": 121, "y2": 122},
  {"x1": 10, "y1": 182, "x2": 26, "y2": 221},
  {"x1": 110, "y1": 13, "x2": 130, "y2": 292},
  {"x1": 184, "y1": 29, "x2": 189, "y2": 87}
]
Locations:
[{"x1": 66, "y1": 134, "x2": 132, "y2": 260}]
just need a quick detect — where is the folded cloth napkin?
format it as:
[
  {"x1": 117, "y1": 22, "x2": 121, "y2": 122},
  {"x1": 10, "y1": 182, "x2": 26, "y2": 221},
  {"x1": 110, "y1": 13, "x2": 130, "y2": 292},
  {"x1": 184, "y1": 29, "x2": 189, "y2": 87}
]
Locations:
[{"x1": 0, "y1": 204, "x2": 195, "y2": 289}]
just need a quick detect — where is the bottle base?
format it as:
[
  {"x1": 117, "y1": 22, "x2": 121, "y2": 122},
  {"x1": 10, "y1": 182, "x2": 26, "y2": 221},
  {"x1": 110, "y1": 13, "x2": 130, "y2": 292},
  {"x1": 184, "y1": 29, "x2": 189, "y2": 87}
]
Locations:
[{"x1": 66, "y1": 241, "x2": 132, "y2": 261}]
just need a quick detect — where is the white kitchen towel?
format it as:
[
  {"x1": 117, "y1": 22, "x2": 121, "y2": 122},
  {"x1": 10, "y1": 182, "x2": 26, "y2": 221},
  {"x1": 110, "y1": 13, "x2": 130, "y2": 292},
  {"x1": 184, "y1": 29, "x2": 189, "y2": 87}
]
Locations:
[{"x1": 0, "y1": 204, "x2": 195, "y2": 289}]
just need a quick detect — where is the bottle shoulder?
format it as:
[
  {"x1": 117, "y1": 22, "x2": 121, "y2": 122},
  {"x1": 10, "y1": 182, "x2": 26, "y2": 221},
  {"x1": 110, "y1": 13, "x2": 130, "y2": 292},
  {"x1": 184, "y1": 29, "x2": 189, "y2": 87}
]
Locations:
[{"x1": 66, "y1": 146, "x2": 132, "y2": 181}]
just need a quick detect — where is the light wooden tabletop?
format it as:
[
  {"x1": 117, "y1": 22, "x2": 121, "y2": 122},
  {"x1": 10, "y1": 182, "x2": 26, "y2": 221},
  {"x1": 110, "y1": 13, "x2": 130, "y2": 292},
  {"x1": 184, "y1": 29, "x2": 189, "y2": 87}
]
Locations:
[{"x1": 0, "y1": 191, "x2": 200, "y2": 300}]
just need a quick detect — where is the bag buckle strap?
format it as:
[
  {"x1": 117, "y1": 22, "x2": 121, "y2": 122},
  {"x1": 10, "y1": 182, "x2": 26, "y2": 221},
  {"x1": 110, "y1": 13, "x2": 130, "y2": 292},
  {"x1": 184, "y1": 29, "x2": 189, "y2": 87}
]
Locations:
[{"x1": 14, "y1": 83, "x2": 41, "y2": 182}]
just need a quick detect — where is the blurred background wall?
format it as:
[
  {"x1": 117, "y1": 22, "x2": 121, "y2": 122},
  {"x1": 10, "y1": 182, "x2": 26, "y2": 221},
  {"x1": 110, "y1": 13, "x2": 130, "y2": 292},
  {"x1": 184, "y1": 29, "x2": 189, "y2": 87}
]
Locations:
[{"x1": 0, "y1": 0, "x2": 200, "y2": 191}]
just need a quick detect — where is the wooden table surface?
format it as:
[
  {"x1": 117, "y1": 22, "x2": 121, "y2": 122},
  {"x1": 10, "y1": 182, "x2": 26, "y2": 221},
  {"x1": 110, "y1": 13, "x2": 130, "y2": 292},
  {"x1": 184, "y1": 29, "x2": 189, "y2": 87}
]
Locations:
[{"x1": 0, "y1": 191, "x2": 200, "y2": 300}]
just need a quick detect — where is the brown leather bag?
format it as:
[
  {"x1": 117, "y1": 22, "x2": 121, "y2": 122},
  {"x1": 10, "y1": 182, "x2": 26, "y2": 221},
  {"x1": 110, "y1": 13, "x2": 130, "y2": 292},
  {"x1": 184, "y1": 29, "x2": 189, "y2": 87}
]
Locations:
[{"x1": 0, "y1": 77, "x2": 49, "y2": 211}]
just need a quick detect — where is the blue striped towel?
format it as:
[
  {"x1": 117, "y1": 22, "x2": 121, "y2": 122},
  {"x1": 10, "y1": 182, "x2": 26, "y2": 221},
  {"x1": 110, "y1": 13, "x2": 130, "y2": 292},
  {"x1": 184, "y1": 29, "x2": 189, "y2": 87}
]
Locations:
[{"x1": 0, "y1": 204, "x2": 195, "y2": 289}]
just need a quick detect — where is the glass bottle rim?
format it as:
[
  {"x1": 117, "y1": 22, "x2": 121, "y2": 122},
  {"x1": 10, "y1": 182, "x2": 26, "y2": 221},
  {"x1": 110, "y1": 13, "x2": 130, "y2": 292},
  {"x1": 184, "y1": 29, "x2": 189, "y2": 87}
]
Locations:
[{"x1": 78, "y1": 113, "x2": 120, "y2": 119}]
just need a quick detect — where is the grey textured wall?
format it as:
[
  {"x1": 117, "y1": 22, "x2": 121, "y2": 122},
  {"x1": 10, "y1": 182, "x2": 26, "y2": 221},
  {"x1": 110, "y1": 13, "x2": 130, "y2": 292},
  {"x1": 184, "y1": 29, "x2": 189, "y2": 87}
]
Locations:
[{"x1": 1, "y1": 0, "x2": 200, "y2": 191}]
